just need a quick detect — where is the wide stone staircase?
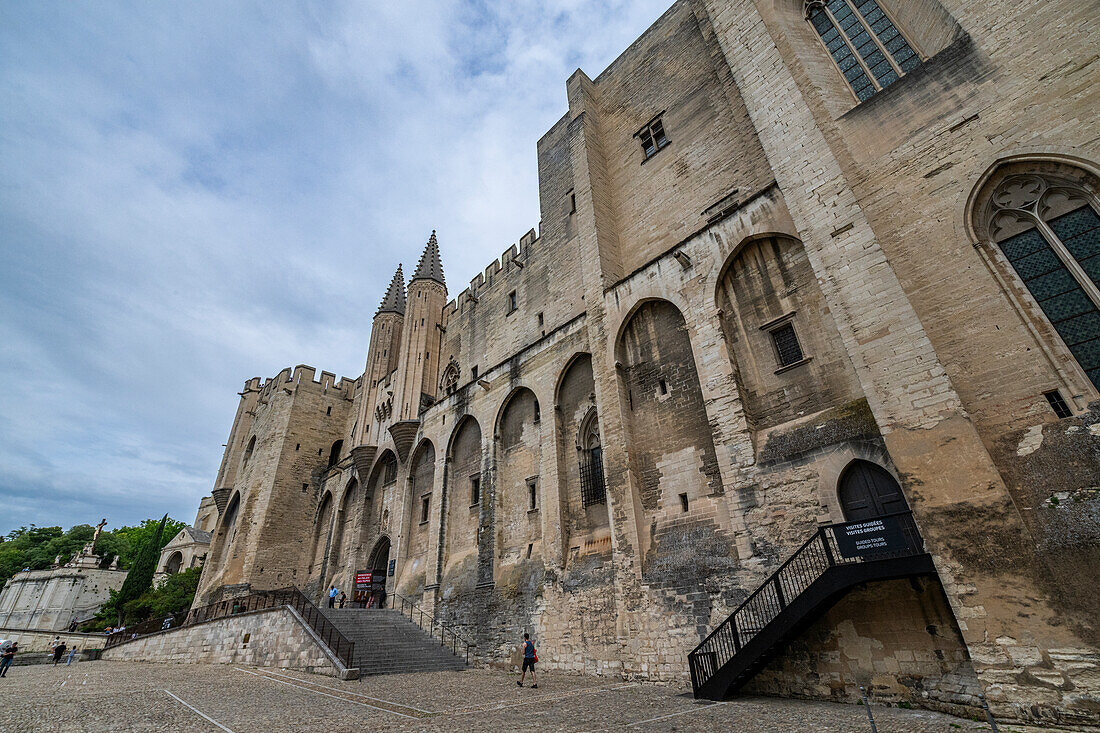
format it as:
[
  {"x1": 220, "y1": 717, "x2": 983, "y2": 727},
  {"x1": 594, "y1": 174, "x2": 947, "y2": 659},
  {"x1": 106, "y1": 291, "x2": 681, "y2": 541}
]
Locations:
[{"x1": 320, "y1": 608, "x2": 467, "y2": 676}]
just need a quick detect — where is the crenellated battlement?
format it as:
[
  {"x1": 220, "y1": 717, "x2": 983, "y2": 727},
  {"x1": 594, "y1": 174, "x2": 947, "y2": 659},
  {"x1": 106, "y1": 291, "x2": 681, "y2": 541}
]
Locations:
[
  {"x1": 443, "y1": 227, "x2": 540, "y2": 320},
  {"x1": 252, "y1": 364, "x2": 357, "y2": 402}
]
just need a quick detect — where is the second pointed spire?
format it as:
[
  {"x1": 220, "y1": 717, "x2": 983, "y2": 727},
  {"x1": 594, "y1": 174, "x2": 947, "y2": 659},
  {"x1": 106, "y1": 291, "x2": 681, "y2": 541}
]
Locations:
[{"x1": 377, "y1": 265, "x2": 406, "y2": 316}]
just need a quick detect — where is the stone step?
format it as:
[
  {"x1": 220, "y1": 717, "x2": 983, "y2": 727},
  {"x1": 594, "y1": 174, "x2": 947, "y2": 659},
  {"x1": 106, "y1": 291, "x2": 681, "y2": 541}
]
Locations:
[{"x1": 317, "y1": 607, "x2": 467, "y2": 677}]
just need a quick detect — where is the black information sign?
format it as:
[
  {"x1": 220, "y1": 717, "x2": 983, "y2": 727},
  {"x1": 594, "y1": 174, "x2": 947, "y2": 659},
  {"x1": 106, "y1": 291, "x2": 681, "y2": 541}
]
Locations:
[
  {"x1": 834, "y1": 515, "x2": 907, "y2": 559},
  {"x1": 388, "y1": 558, "x2": 396, "y2": 577}
]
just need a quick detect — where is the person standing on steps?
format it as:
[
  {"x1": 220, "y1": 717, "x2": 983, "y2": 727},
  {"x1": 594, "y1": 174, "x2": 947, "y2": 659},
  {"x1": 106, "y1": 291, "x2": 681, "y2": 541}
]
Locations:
[
  {"x1": 517, "y1": 633, "x2": 538, "y2": 688},
  {"x1": 328, "y1": 585, "x2": 338, "y2": 608},
  {"x1": 52, "y1": 640, "x2": 66, "y2": 665}
]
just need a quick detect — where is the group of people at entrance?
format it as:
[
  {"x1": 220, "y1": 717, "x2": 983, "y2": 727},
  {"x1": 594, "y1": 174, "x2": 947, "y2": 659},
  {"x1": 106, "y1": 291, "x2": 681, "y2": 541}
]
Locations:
[{"x1": 328, "y1": 584, "x2": 386, "y2": 609}]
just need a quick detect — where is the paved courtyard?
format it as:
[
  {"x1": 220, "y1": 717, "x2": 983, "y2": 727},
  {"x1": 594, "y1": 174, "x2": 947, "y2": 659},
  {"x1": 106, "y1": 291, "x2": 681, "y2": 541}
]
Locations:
[{"x1": 0, "y1": 660, "x2": 1015, "y2": 732}]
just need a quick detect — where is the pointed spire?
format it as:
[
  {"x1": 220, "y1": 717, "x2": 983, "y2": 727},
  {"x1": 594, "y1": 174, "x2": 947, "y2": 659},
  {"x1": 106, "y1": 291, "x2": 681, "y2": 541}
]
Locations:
[
  {"x1": 376, "y1": 265, "x2": 406, "y2": 316},
  {"x1": 411, "y1": 230, "x2": 445, "y2": 285}
]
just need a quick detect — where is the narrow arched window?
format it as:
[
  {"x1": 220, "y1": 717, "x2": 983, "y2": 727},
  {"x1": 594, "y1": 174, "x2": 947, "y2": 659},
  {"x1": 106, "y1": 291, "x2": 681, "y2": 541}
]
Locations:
[
  {"x1": 806, "y1": 0, "x2": 921, "y2": 101},
  {"x1": 578, "y1": 410, "x2": 605, "y2": 507},
  {"x1": 242, "y1": 436, "x2": 256, "y2": 468},
  {"x1": 984, "y1": 173, "x2": 1100, "y2": 389}
]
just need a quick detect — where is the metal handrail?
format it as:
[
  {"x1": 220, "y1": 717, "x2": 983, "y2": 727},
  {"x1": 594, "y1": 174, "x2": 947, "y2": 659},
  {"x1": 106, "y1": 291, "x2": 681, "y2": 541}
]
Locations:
[
  {"x1": 687, "y1": 511, "x2": 925, "y2": 695},
  {"x1": 389, "y1": 592, "x2": 474, "y2": 664},
  {"x1": 104, "y1": 586, "x2": 355, "y2": 669}
]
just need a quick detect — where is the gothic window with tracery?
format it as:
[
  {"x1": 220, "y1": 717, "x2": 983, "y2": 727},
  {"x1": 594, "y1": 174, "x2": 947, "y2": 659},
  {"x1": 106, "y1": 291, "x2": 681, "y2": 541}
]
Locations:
[
  {"x1": 805, "y1": 0, "x2": 921, "y2": 101},
  {"x1": 984, "y1": 173, "x2": 1100, "y2": 389},
  {"x1": 578, "y1": 410, "x2": 606, "y2": 507},
  {"x1": 440, "y1": 357, "x2": 461, "y2": 396}
]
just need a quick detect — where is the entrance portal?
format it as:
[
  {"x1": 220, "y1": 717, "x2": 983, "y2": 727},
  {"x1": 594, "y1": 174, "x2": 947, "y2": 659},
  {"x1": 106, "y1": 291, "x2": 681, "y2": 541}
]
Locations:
[
  {"x1": 838, "y1": 460, "x2": 909, "y2": 521},
  {"x1": 366, "y1": 536, "x2": 390, "y2": 608}
]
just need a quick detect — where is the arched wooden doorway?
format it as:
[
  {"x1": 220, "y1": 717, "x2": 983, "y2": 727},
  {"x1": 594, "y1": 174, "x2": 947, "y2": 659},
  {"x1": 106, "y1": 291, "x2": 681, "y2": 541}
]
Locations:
[
  {"x1": 838, "y1": 460, "x2": 909, "y2": 521},
  {"x1": 367, "y1": 536, "x2": 391, "y2": 608}
]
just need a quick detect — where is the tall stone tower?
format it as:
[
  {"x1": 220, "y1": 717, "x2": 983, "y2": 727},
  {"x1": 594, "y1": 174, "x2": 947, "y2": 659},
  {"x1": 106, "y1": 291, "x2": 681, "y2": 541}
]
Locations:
[
  {"x1": 353, "y1": 265, "x2": 406, "y2": 446},
  {"x1": 394, "y1": 232, "x2": 447, "y2": 425}
]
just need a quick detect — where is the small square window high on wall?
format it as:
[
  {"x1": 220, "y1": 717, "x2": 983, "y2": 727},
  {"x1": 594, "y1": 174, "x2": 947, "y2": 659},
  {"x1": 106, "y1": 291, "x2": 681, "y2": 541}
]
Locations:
[
  {"x1": 637, "y1": 116, "x2": 669, "y2": 160},
  {"x1": 770, "y1": 322, "x2": 805, "y2": 368}
]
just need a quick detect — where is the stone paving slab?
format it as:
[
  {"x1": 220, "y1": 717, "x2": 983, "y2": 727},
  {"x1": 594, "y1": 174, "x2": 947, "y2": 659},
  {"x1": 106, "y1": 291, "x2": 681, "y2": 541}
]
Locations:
[{"x1": 0, "y1": 660, "x2": 1042, "y2": 732}]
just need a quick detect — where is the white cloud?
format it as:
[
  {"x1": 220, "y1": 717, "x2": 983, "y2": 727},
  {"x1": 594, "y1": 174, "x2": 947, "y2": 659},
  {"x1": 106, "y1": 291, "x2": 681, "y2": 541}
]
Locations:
[{"x1": 0, "y1": 0, "x2": 670, "y2": 534}]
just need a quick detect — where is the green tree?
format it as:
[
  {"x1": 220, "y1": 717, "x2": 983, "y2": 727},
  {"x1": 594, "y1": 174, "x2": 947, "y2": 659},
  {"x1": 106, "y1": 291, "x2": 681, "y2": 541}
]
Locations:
[
  {"x1": 106, "y1": 517, "x2": 186, "y2": 569},
  {"x1": 0, "y1": 525, "x2": 94, "y2": 582},
  {"x1": 123, "y1": 566, "x2": 203, "y2": 623},
  {"x1": 111, "y1": 514, "x2": 169, "y2": 625}
]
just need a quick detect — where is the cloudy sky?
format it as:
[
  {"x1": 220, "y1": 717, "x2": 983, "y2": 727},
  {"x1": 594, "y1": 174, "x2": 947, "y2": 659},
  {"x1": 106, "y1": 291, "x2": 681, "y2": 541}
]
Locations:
[{"x1": 0, "y1": 0, "x2": 671, "y2": 535}]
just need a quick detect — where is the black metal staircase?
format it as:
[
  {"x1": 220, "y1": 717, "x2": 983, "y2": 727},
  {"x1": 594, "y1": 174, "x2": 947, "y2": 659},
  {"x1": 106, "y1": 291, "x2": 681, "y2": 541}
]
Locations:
[{"x1": 689, "y1": 511, "x2": 935, "y2": 700}]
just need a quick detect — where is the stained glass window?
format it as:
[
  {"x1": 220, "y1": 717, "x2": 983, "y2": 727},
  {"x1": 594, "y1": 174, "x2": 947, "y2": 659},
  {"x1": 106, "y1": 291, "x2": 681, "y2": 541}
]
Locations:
[
  {"x1": 989, "y1": 171, "x2": 1100, "y2": 391},
  {"x1": 806, "y1": 0, "x2": 921, "y2": 101}
]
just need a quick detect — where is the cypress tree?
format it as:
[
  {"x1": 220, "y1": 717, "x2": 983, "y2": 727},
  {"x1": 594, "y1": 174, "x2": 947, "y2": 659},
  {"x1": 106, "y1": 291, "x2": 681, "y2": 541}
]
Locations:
[{"x1": 114, "y1": 513, "x2": 168, "y2": 625}]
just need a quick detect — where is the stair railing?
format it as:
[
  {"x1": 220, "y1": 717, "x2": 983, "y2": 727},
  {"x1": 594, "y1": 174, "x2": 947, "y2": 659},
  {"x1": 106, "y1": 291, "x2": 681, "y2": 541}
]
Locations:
[
  {"x1": 390, "y1": 592, "x2": 474, "y2": 664},
  {"x1": 688, "y1": 511, "x2": 925, "y2": 696},
  {"x1": 106, "y1": 586, "x2": 355, "y2": 670}
]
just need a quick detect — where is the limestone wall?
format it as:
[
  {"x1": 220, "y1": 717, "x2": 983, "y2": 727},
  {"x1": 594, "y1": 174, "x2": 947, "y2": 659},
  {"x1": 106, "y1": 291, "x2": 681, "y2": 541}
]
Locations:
[
  {"x1": 0, "y1": 567, "x2": 126, "y2": 631},
  {"x1": 99, "y1": 606, "x2": 350, "y2": 678},
  {"x1": 745, "y1": 578, "x2": 982, "y2": 717},
  {"x1": 0, "y1": 628, "x2": 106, "y2": 653}
]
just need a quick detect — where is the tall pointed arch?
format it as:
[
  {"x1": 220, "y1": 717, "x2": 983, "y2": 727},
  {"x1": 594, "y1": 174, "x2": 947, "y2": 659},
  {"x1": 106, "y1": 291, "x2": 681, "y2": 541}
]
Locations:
[{"x1": 971, "y1": 159, "x2": 1100, "y2": 392}]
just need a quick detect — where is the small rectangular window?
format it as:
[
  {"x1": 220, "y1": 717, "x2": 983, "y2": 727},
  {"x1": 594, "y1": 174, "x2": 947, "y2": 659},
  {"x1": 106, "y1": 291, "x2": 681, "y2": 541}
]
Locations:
[
  {"x1": 636, "y1": 115, "x2": 670, "y2": 160},
  {"x1": 1044, "y1": 390, "x2": 1072, "y2": 419},
  {"x1": 527, "y1": 477, "x2": 538, "y2": 510},
  {"x1": 326, "y1": 406, "x2": 331, "y2": 415},
  {"x1": 537, "y1": 312, "x2": 544, "y2": 327},
  {"x1": 508, "y1": 290, "x2": 517, "y2": 314},
  {"x1": 679, "y1": 493, "x2": 689, "y2": 513},
  {"x1": 302, "y1": 483, "x2": 308, "y2": 492},
  {"x1": 568, "y1": 189, "x2": 576, "y2": 214},
  {"x1": 420, "y1": 494, "x2": 431, "y2": 524},
  {"x1": 470, "y1": 476, "x2": 481, "y2": 506},
  {"x1": 471, "y1": 366, "x2": 479, "y2": 380},
  {"x1": 770, "y1": 322, "x2": 805, "y2": 368},
  {"x1": 658, "y1": 378, "x2": 668, "y2": 395}
]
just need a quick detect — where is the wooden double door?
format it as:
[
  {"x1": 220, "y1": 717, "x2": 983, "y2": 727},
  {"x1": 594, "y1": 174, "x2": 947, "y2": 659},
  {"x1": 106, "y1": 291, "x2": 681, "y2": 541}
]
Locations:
[{"x1": 838, "y1": 460, "x2": 909, "y2": 521}]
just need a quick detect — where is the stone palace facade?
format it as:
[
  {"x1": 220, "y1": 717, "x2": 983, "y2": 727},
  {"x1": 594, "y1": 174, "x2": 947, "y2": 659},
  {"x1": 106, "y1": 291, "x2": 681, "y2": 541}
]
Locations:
[{"x1": 191, "y1": 0, "x2": 1100, "y2": 726}]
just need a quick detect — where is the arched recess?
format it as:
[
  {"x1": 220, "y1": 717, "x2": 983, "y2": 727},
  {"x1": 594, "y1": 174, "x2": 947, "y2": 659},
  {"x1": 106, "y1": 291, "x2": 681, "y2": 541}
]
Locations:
[
  {"x1": 616, "y1": 299, "x2": 725, "y2": 570},
  {"x1": 968, "y1": 158, "x2": 1100, "y2": 395},
  {"x1": 402, "y1": 439, "x2": 436, "y2": 587},
  {"x1": 310, "y1": 490, "x2": 334, "y2": 577},
  {"x1": 715, "y1": 235, "x2": 863, "y2": 433},
  {"x1": 367, "y1": 536, "x2": 391, "y2": 607},
  {"x1": 495, "y1": 387, "x2": 542, "y2": 566},
  {"x1": 555, "y1": 354, "x2": 608, "y2": 552},
  {"x1": 215, "y1": 491, "x2": 242, "y2": 568},
  {"x1": 329, "y1": 479, "x2": 358, "y2": 575},
  {"x1": 328, "y1": 439, "x2": 344, "y2": 469},
  {"x1": 241, "y1": 436, "x2": 256, "y2": 469},
  {"x1": 837, "y1": 459, "x2": 909, "y2": 521},
  {"x1": 165, "y1": 551, "x2": 183, "y2": 575},
  {"x1": 358, "y1": 450, "x2": 397, "y2": 555},
  {"x1": 444, "y1": 416, "x2": 483, "y2": 569}
]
